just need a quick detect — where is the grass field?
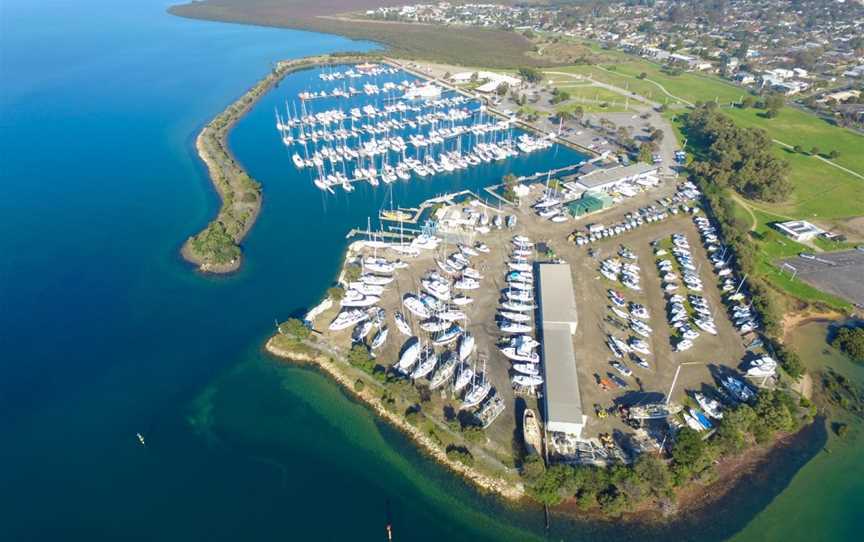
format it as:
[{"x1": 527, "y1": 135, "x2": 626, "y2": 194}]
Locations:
[
  {"x1": 723, "y1": 106, "x2": 864, "y2": 175},
  {"x1": 551, "y1": 86, "x2": 633, "y2": 113}
]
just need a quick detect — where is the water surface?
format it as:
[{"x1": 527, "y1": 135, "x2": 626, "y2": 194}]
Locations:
[{"x1": 1, "y1": 1, "x2": 860, "y2": 541}]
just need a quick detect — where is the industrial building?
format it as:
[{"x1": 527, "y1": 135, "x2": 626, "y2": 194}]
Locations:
[
  {"x1": 564, "y1": 162, "x2": 660, "y2": 194},
  {"x1": 537, "y1": 263, "x2": 586, "y2": 438}
]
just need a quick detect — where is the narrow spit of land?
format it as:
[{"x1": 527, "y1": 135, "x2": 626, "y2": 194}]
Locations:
[{"x1": 182, "y1": 54, "x2": 376, "y2": 273}]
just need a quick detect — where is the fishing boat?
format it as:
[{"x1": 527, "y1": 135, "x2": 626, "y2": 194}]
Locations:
[
  {"x1": 396, "y1": 338, "x2": 420, "y2": 373},
  {"x1": 522, "y1": 409, "x2": 543, "y2": 456}
]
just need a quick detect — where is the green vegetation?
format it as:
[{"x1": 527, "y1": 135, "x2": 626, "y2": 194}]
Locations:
[
  {"x1": 517, "y1": 67, "x2": 543, "y2": 83},
  {"x1": 832, "y1": 326, "x2": 864, "y2": 363},
  {"x1": 347, "y1": 344, "x2": 376, "y2": 374},
  {"x1": 525, "y1": 389, "x2": 808, "y2": 514},
  {"x1": 272, "y1": 317, "x2": 314, "y2": 356},
  {"x1": 686, "y1": 103, "x2": 792, "y2": 202},
  {"x1": 446, "y1": 445, "x2": 474, "y2": 466}
]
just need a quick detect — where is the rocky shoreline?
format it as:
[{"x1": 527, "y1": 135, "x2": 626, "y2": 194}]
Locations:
[{"x1": 265, "y1": 337, "x2": 526, "y2": 500}]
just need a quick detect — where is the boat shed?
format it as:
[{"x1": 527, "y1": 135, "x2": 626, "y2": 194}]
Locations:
[
  {"x1": 568, "y1": 162, "x2": 659, "y2": 193},
  {"x1": 566, "y1": 191, "x2": 613, "y2": 217},
  {"x1": 538, "y1": 263, "x2": 585, "y2": 438}
]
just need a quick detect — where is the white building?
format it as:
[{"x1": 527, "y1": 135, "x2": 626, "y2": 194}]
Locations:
[{"x1": 775, "y1": 220, "x2": 824, "y2": 241}]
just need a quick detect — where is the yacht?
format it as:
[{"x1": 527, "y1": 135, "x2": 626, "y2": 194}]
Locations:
[{"x1": 329, "y1": 309, "x2": 369, "y2": 331}]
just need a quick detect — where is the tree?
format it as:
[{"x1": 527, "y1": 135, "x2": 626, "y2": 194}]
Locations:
[
  {"x1": 327, "y1": 286, "x2": 345, "y2": 301},
  {"x1": 279, "y1": 318, "x2": 310, "y2": 341},
  {"x1": 343, "y1": 263, "x2": 362, "y2": 283},
  {"x1": 347, "y1": 344, "x2": 375, "y2": 374},
  {"x1": 517, "y1": 67, "x2": 543, "y2": 83},
  {"x1": 638, "y1": 142, "x2": 655, "y2": 163},
  {"x1": 650, "y1": 128, "x2": 665, "y2": 142},
  {"x1": 810, "y1": 146, "x2": 820, "y2": 156},
  {"x1": 832, "y1": 326, "x2": 864, "y2": 362},
  {"x1": 828, "y1": 150, "x2": 840, "y2": 159},
  {"x1": 793, "y1": 145, "x2": 804, "y2": 154},
  {"x1": 637, "y1": 72, "x2": 647, "y2": 79},
  {"x1": 633, "y1": 454, "x2": 671, "y2": 495},
  {"x1": 496, "y1": 82, "x2": 509, "y2": 96},
  {"x1": 741, "y1": 95, "x2": 756, "y2": 108}
]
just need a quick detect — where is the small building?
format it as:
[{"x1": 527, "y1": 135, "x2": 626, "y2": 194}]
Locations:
[
  {"x1": 538, "y1": 263, "x2": 585, "y2": 439},
  {"x1": 774, "y1": 220, "x2": 824, "y2": 241},
  {"x1": 566, "y1": 191, "x2": 613, "y2": 217}
]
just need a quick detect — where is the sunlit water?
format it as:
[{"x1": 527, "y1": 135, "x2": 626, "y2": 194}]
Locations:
[{"x1": 0, "y1": 1, "x2": 858, "y2": 540}]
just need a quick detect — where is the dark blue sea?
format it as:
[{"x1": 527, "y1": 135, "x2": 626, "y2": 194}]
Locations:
[{"x1": 0, "y1": 1, "x2": 852, "y2": 541}]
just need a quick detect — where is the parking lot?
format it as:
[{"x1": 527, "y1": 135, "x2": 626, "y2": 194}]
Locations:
[{"x1": 782, "y1": 249, "x2": 864, "y2": 307}]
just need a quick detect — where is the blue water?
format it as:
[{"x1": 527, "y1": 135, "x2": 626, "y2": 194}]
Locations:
[{"x1": 0, "y1": 1, "x2": 851, "y2": 541}]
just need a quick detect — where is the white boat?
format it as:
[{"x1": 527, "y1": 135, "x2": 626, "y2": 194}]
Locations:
[
  {"x1": 419, "y1": 319, "x2": 450, "y2": 333},
  {"x1": 500, "y1": 346, "x2": 539, "y2": 363},
  {"x1": 498, "y1": 311, "x2": 530, "y2": 323},
  {"x1": 454, "y1": 277, "x2": 480, "y2": 290},
  {"x1": 370, "y1": 326, "x2": 388, "y2": 350},
  {"x1": 394, "y1": 311, "x2": 412, "y2": 336},
  {"x1": 439, "y1": 310, "x2": 467, "y2": 322},
  {"x1": 397, "y1": 338, "x2": 420, "y2": 373},
  {"x1": 462, "y1": 378, "x2": 492, "y2": 409},
  {"x1": 403, "y1": 295, "x2": 431, "y2": 319},
  {"x1": 512, "y1": 374, "x2": 543, "y2": 387},
  {"x1": 433, "y1": 325, "x2": 462, "y2": 346},
  {"x1": 501, "y1": 301, "x2": 536, "y2": 312},
  {"x1": 411, "y1": 347, "x2": 438, "y2": 379},
  {"x1": 329, "y1": 309, "x2": 369, "y2": 331},
  {"x1": 352, "y1": 320, "x2": 373, "y2": 342},
  {"x1": 513, "y1": 363, "x2": 540, "y2": 375},
  {"x1": 694, "y1": 392, "x2": 723, "y2": 419},
  {"x1": 341, "y1": 290, "x2": 381, "y2": 308},
  {"x1": 453, "y1": 363, "x2": 474, "y2": 392},
  {"x1": 746, "y1": 356, "x2": 777, "y2": 378},
  {"x1": 499, "y1": 320, "x2": 532, "y2": 334},
  {"x1": 459, "y1": 333, "x2": 475, "y2": 361},
  {"x1": 451, "y1": 295, "x2": 473, "y2": 306},
  {"x1": 430, "y1": 353, "x2": 458, "y2": 390},
  {"x1": 361, "y1": 274, "x2": 394, "y2": 285}
]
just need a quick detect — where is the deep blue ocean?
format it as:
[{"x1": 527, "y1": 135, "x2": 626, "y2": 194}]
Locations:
[{"x1": 0, "y1": 1, "x2": 856, "y2": 541}]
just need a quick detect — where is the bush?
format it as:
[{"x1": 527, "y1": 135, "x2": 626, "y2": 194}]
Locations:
[
  {"x1": 354, "y1": 379, "x2": 365, "y2": 392},
  {"x1": 445, "y1": 445, "x2": 474, "y2": 466}
]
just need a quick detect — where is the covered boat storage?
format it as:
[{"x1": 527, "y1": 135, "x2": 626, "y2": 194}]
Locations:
[{"x1": 537, "y1": 263, "x2": 586, "y2": 439}]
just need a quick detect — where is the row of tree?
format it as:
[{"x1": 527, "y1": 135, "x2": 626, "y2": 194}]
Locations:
[
  {"x1": 526, "y1": 389, "x2": 811, "y2": 514},
  {"x1": 686, "y1": 103, "x2": 792, "y2": 202}
]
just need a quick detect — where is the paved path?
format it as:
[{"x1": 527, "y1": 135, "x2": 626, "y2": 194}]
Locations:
[
  {"x1": 772, "y1": 139, "x2": 864, "y2": 181},
  {"x1": 593, "y1": 65, "x2": 695, "y2": 107}
]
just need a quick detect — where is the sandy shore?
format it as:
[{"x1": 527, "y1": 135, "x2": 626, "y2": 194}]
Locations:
[{"x1": 265, "y1": 337, "x2": 526, "y2": 500}]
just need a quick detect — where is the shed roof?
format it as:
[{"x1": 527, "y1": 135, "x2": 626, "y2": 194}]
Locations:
[
  {"x1": 541, "y1": 323, "x2": 584, "y2": 435},
  {"x1": 538, "y1": 263, "x2": 578, "y2": 329}
]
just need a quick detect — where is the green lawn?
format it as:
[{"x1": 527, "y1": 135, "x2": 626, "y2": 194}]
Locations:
[
  {"x1": 723, "y1": 106, "x2": 864, "y2": 175},
  {"x1": 551, "y1": 86, "x2": 633, "y2": 112}
]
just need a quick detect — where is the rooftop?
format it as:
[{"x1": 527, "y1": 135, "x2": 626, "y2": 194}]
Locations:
[
  {"x1": 538, "y1": 263, "x2": 578, "y2": 332},
  {"x1": 571, "y1": 162, "x2": 659, "y2": 190},
  {"x1": 541, "y1": 323, "x2": 585, "y2": 436}
]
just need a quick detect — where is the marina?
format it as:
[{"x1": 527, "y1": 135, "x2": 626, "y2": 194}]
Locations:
[{"x1": 272, "y1": 62, "x2": 574, "y2": 194}]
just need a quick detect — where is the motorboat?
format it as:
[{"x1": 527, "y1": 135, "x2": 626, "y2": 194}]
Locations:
[{"x1": 329, "y1": 309, "x2": 369, "y2": 331}]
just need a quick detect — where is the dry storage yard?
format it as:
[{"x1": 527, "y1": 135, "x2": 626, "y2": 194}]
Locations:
[
  {"x1": 781, "y1": 249, "x2": 864, "y2": 307},
  {"x1": 312, "y1": 176, "x2": 762, "y2": 466}
]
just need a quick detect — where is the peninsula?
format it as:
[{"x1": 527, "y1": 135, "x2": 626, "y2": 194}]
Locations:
[{"x1": 182, "y1": 53, "x2": 377, "y2": 273}]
